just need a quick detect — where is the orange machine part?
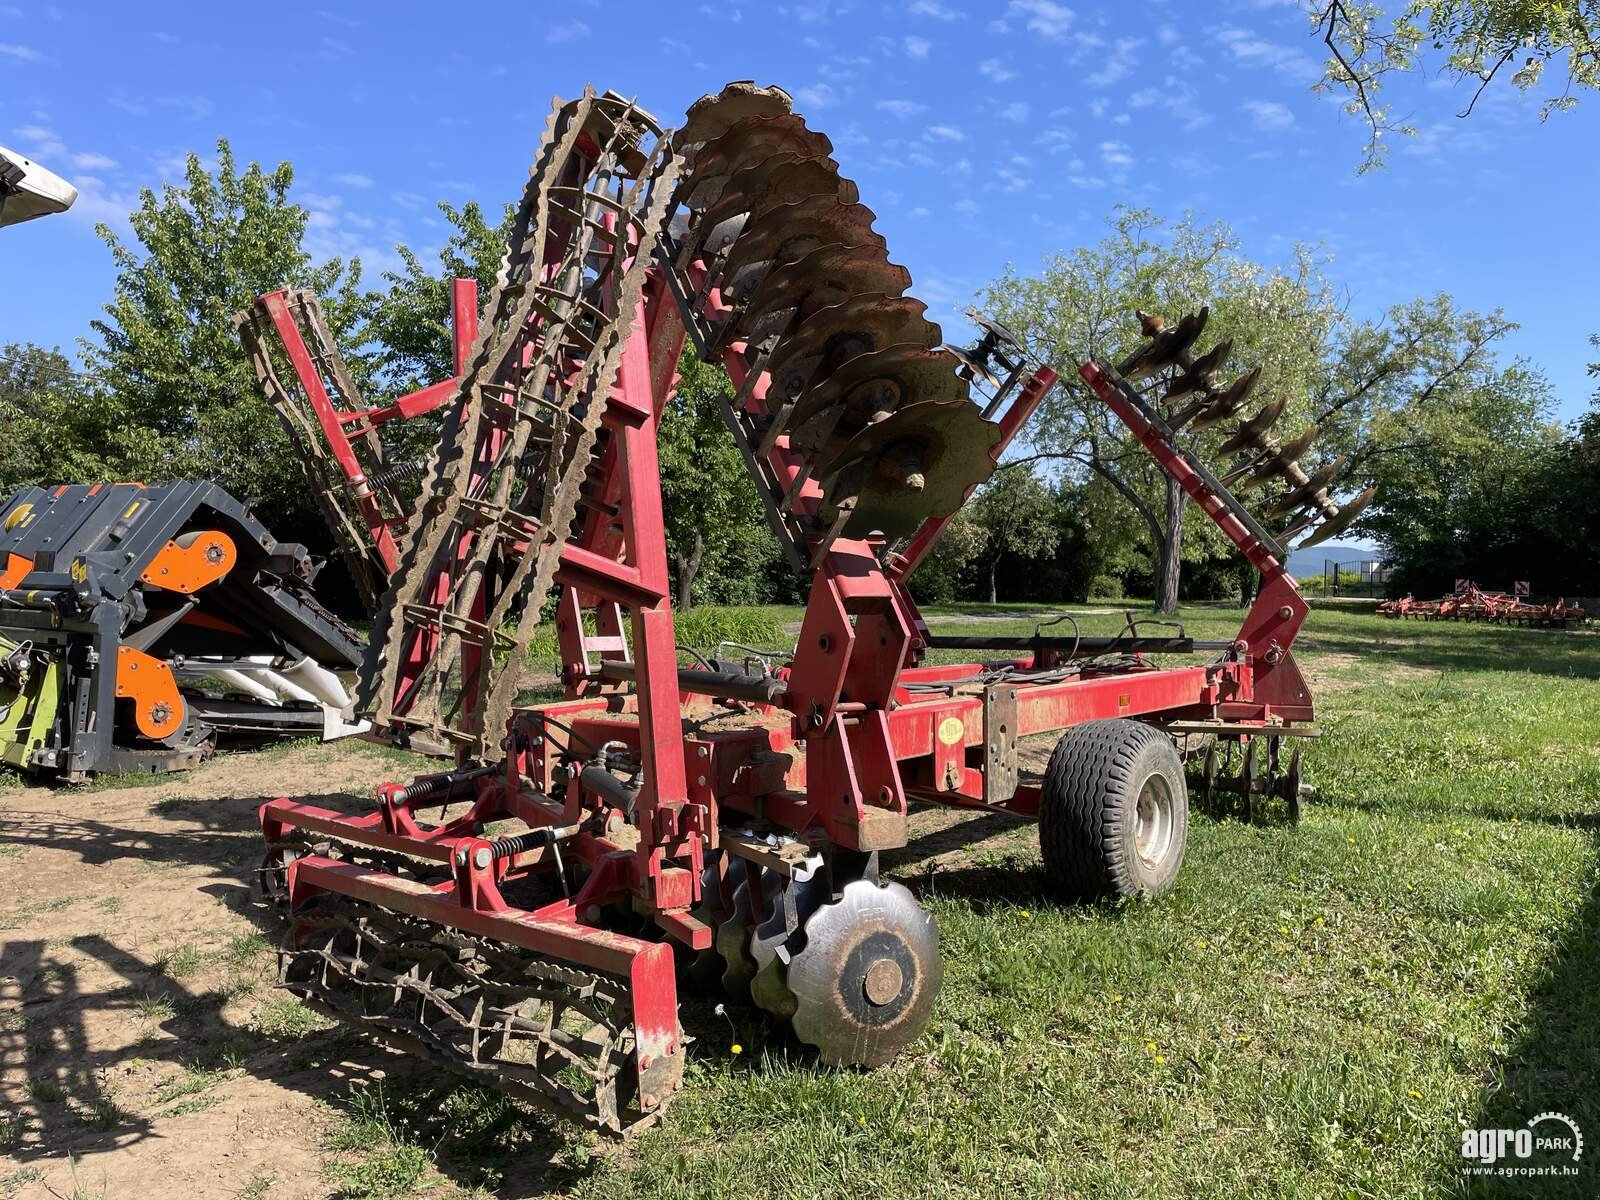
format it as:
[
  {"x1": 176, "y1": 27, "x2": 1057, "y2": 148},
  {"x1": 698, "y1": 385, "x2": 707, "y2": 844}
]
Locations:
[
  {"x1": 138, "y1": 530, "x2": 237, "y2": 594},
  {"x1": 114, "y1": 646, "x2": 186, "y2": 741},
  {"x1": 0, "y1": 552, "x2": 32, "y2": 590}
]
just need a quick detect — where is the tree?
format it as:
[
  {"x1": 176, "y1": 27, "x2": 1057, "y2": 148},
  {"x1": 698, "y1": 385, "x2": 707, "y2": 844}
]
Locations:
[
  {"x1": 982, "y1": 208, "x2": 1339, "y2": 612},
  {"x1": 362, "y1": 201, "x2": 513, "y2": 394},
  {"x1": 86, "y1": 139, "x2": 364, "y2": 536},
  {"x1": 656, "y1": 348, "x2": 773, "y2": 610},
  {"x1": 968, "y1": 466, "x2": 1061, "y2": 603},
  {"x1": 0, "y1": 344, "x2": 149, "y2": 495},
  {"x1": 1313, "y1": 0, "x2": 1600, "y2": 169}
]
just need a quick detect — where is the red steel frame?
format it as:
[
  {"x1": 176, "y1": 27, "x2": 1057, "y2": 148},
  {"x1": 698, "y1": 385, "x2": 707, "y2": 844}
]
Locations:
[
  {"x1": 256, "y1": 278, "x2": 480, "y2": 577},
  {"x1": 264, "y1": 268, "x2": 1318, "y2": 1083}
]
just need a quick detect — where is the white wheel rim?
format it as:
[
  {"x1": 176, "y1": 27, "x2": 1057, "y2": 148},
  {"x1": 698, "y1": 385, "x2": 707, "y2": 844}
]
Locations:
[{"x1": 1135, "y1": 774, "x2": 1175, "y2": 870}]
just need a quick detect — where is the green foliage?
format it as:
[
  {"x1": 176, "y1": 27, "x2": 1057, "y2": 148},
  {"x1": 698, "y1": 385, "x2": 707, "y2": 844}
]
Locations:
[
  {"x1": 0, "y1": 344, "x2": 142, "y2": 495},
  {"x1": 86, "y1": 140, "x2": 364, "y2": 538},
  {"x1": 1314, "y1": 0, "x2": 1600, "y2": 169},
  {"x1": 983, "y1": 208, "x2": 1342, "y2": 610},
  {"x1": 658, "y1": 348, "x2": 787, "y2": 608},
  {"x1": 672, "y1": 605, "x2": 786, "y2": 654},
  {"x1": 1088, "y1": 573, "x2": 1124, "y2": 600}
]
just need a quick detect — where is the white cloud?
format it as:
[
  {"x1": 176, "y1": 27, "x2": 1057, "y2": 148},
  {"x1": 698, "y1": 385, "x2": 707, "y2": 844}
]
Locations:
[
  {"x1": 1241, "y1": 99, "x2": 1296, "y2": 129},
  {"x1": 954, "y1": 197, "x2": 979, "y2": 215},
  {"x1": 794, "y1": 83, "x2": 836, "y2": 109},
  {"x1": 1086, "y1": 37, "x2": 1141, "y2": 87},
  {"x1": 904, "y1": 35, "x2": 931, "y2": 58},
  {"x1": 909, "y1": 206, "x2": 931, "y2": 217},
  {"x1": 70, "y1": 151, "x2": 118, "y2": 169},
  {"x1": 0, "y1": 42, "x2": 41, "y2": 61},
  {"x1": 545, "y1": 19, "x2": 590, "y2": 42},
  {"x1": 1100, "y1": 141, "x2": 1135, "y2": 169},
  {"x1": 1000, "y1": 101, "x2": 1029, "y2": 122},
  {"x1": 908, "y1": 0, "x2": 962, "y2": 19},
  {"x1": 1217, "y1": 27, "x2": 1319, "y2": 81},
  {"x1": 1007, "y1": 0, "x2": 1073, "y2": 41},
  {"x1": 925, "y1": 123, "x2": 965, "y2": 141},
  {"x1": 1129, "y1": 88, "x2": 1159, "y2": 109},
  {"x1": 877, "y1": 98, "x2": 929, "y2": 118},
  {"x1": 978, "y1": 57, "x2": 1015, "y2": 83},
  {"x1": 334, "y1": 172, "x2": 375, "y2": 188},
  {"x1": 1156, "y1": 24, "x2": 1179, "y2": 45}
]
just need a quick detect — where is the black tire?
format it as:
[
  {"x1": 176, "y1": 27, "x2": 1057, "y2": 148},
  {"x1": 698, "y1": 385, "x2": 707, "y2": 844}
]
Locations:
[{"x1": 1039, "y1": 719, "x2": 1188, "y2": 900}]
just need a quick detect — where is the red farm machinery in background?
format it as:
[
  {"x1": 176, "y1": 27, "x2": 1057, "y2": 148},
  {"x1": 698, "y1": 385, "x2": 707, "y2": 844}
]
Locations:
[
  {"x1": 1378, "y1": 581, "x2": 1587, "y2": 627},
  {"x1": 242, "y1": 83, "x2": 1371, "y2": 1132}
]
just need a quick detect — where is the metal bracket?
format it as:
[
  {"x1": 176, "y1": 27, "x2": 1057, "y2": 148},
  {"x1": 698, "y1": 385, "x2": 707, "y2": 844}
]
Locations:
[{"x1": 982, "y1": 683, "x2": 1019, "y2": 806}]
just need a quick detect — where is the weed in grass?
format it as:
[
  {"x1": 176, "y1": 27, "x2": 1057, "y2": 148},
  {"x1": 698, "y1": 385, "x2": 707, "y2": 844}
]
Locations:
[
  {"x1": 159, "y1": 1093, "x2": 223, "y2": 1119},
  {"x1": 133, "y1": 991, "x2": 177, "y2": 1021},
  {"x1": 253, "y1": 993, "x2": 332, "y2": 1039},
  {"x1": 227, "y1": 930, "x2": 272, "y2": 966},
  {"x1": 154, "y1": 942, "x2": 207, "y2": 978},
  {"x1": 0, "y1": 1112, "x2": 23, "y2": 1153},
  {"x1": 24, "y1": 1076, "x2": 65, "y2": 1103},
  {"x1": 0, "y1": 843, "x2": 20, "y2": 859},
  {"x1": 327, "y1": 1144, "x2": 430, "y2": 1200},
  {"x1": 239, "y1": 1172, "x2": 276, "y2": 1199},
  {"x1": 154, "y1": 1064, "x2": 231, "y2": 1107},
  {"x1": 75, "y1": 1097, "x2": 125, "y2": 1132}
]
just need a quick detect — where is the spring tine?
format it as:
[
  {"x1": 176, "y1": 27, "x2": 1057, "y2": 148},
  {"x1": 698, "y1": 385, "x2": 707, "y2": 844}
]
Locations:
[
  {"x1": 1218, "y1": 394, "x2": 1288, "y2": 456},
  {"x1": 1296, "y1": 486, "x2": 1377, "y2": 548},
  {"x1": 1267, "y1": 456, "x2": 1344, "y2": 517},
  {"x1": 1188, "y1": 366, "x2": 1262, "y2": 432}
]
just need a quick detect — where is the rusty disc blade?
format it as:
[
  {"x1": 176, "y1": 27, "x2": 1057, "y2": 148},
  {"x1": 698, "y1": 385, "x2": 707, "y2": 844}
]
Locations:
[
  {"x1": 677, "y1": 81, "x2": 793, "y2": 148},
  {"x1": 818, "y1": 400, "x2": 1000, "y2": 538},
  {"x1": 1267, "y1": 456, "x2": 1344, "y2": 517},
  {"x1": 789, "y1": 344, "x2": 971, "y2": 460},
  {"x1": 1187, "y1": 336, "x2": 1233, "y2": 380},
  {"x1": 702, "y1": 154, "x2": 855, "y2": 228},
  {"x1": 765, "y1": 294, "x2": 939, "y2": 403},
  {"x1": 681, "y1": 117, "x2": 835, "y2": 209},
  {"x1": 1218, "y1": 394, "x2": 1288, "y2": 456},
  {"x1": 719, "y1": 194, "x2": 885, "y2": 295},
  {"x1": 1297, "y1": 486, "x2": 1377, "y2": 549},
  {"x1": 731, "y1": 243, "x2": 912, "y2": 345},
  {"x1": 1189, "y1": 365, "x2": 1263, "y2": 432},
  {"x1": 1121, "y1": 308, "x2": 1208, "y2": 378}
]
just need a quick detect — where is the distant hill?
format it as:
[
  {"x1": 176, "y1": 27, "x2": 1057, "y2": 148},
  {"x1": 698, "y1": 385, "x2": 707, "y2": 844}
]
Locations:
[{"x1": 1285, "y1": 544, "x2": 1380, "y2": 578}]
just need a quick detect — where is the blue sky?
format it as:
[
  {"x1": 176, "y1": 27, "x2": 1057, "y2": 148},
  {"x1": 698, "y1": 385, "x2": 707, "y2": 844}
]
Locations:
[{"x1": 3, "y1": 0, "x2": 1597, "y2": 426}]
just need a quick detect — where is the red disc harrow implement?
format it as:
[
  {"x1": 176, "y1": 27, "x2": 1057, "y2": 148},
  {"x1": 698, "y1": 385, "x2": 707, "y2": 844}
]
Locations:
[{"x1": 252, "y1": 83, "x2": 1359, "y2": 1133}]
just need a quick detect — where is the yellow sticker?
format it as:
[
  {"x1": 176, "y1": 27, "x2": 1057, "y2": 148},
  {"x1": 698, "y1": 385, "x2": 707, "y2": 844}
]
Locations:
[
  {"x1": 2, "y1": 502, "x2": 31, "y2": 531},
  {"x1": 69, "y1": 557, "x2": 88, "y2": 583},
  {"x1": 937, "y1": 716, "x2": 965, "y2": 746}
]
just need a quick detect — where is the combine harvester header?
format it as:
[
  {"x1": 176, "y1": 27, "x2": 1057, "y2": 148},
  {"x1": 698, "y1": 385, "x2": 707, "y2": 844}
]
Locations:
[
  {"x1": 246, "y1": 83, "x2": 1374, "y2": 1133},
  {"x1": 0, "y1": 482, "x2": 365, "y2": 779}
]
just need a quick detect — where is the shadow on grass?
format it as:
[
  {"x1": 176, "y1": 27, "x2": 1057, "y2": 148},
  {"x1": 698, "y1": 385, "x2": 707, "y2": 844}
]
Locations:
[
  {"x1": 1461, "y1": 833, "x2": 1600, "y2": 1199},
  {"x1": 1297, "y1": 620, "x2": 1600, "y2": 682}
]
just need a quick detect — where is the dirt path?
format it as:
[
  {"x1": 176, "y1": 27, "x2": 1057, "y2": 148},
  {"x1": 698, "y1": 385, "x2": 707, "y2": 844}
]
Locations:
[{"x1": 0, "y1": 741, "x2": 430, "y2": 1200}]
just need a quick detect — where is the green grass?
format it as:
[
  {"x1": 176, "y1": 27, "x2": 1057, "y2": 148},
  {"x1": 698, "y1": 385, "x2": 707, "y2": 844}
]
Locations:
[{"x1": 542, "y1": 606, "x2": 1591, "y2": 1199}]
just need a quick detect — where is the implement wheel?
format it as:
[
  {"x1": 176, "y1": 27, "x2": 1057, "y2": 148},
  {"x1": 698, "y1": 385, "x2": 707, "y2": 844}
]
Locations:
[{"x1": 1040, "y1": 719, "x2": 1188, "y2": 900}]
